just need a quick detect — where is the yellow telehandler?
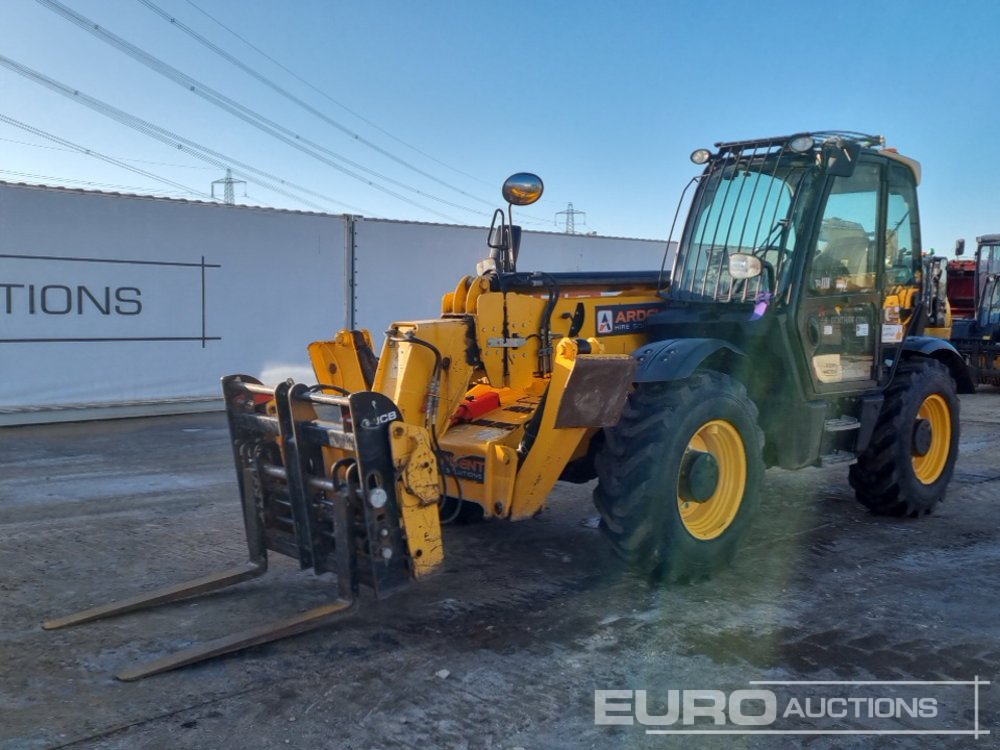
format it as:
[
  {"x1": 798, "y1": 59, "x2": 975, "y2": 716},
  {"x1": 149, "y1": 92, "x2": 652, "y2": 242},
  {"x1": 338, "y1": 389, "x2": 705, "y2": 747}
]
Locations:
[{"x1": 46, "y1": 132, "x2": 974, "y2": 680}]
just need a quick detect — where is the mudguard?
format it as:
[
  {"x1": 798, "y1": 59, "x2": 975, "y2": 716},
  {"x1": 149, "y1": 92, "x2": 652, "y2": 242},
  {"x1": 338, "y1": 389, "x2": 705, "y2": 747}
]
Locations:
[
  {"x1": 901, "y1": 336, "x2": 976, "y2": 394},
  {"x1": 631, "y1": 338, "x2": 745, "y2": 383}
]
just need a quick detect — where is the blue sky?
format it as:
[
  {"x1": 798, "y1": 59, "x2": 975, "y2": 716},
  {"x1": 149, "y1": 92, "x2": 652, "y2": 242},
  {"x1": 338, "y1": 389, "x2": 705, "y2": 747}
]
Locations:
[{"x1": 0, "y1": 0, "x2": 997, "y2": 250}]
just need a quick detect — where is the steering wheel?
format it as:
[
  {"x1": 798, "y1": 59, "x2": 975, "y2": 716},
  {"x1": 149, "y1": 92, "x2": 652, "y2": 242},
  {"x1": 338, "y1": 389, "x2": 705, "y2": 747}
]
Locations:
[
  {"x1": 754, "y1": 243, "x2": 791, "y2": 267},
  {"x1": 755, "y1": 244, "x2": 794, "y2": 294}
]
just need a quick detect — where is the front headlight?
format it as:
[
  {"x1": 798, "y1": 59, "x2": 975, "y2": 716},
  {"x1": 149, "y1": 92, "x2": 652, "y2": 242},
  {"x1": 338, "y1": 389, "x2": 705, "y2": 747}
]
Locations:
[
  {"x1": 788, "y1": 135, "x2": 815, "y2": 153},
  {"x1": 690, "y1": 148, "x2": 712, "y2": 165},
  {"x1": 729, "y1": 253, "x2": 763, "y2": 280}
]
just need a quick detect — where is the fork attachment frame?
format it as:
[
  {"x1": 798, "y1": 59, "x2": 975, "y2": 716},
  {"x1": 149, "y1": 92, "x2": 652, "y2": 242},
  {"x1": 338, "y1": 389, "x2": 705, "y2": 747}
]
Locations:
[{"x1": 43, "y1": 375, "x2": 415, "y2": 680}]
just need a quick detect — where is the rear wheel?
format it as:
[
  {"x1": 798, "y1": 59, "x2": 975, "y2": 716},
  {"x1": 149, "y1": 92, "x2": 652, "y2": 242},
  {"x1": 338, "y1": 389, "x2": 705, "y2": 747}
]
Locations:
[
  {"x1": 593, "y1": 371, "x2": 764, "y2": 582},
  {"x1": 849, "y1": 358, "x2": 959, "y2": 517}
]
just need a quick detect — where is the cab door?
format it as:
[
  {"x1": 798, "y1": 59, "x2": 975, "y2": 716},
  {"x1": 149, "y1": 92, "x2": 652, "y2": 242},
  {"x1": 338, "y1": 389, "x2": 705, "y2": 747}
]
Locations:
[{"x1": 797, "y1": 160, "x2": 884, "y2": 393}]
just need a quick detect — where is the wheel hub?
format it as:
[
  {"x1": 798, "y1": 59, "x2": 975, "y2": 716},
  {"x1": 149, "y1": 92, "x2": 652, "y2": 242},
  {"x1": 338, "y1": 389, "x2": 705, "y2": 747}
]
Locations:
[
  {"x1": 680, "y1": 449, "x2": 720, "y2": 502},
  {"x1": 912, "y1": 418, "x2": 933, "y2": 457}
]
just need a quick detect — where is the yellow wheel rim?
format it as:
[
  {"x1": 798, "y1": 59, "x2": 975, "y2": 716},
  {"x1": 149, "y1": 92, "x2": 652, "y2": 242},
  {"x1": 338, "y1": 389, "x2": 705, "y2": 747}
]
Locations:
[
  {"x1": 678, "y1": 419, "x2": 747, "y2": 540},
  {"x1": 912, "y1": 393, "x2": 951, "y2": 484}
]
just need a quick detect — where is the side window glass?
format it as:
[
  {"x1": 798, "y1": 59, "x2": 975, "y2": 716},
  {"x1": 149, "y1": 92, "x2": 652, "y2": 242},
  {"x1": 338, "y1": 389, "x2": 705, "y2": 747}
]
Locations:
[
  {"x1": 988, "y1": 280, "x2": 1000, "y2": 327},
  {"x1": 809, "y1": 163, "x2": 880, "y2": 294},
  {"x1": 886, "y1": 165, "x2": 920, "y2": 285},
  {"x1": 983, "y1": 246, "x2": 1000, "y2": 277}
]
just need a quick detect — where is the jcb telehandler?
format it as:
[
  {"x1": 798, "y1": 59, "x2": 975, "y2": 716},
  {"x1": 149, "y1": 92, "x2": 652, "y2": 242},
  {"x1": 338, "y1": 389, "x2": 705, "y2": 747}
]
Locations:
[{"x1": 46, "y1": 132, "x2": 973, "y2": 680}]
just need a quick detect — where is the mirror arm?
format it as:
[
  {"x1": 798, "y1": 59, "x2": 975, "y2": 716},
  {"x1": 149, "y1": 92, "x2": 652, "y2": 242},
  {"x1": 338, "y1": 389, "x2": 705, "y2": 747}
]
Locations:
[
  {"x1": 507, "y1": 203, "x2": 515, "y2": 270},
  {"x1": 762, "y1": 260, "x2": 776, "y2": 295}
]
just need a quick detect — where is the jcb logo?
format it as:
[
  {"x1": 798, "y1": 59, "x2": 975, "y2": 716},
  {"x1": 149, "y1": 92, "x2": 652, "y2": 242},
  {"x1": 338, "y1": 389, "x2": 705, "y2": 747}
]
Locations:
[{"x1": 361, "y1": 410, "x2": 399, "y2": 429}]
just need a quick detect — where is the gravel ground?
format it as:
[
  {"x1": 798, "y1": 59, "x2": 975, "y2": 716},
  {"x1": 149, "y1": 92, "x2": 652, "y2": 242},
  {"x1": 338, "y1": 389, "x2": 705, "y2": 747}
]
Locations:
[{"x1": 1, "y1": 392, "x2": 998, "y2": 749}]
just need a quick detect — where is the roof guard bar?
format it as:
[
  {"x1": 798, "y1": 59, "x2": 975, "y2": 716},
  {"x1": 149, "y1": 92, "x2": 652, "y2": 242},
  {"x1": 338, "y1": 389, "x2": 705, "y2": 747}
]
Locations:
[{"x1": 713, "y1": 132, "x2": 885, "y2": 155}]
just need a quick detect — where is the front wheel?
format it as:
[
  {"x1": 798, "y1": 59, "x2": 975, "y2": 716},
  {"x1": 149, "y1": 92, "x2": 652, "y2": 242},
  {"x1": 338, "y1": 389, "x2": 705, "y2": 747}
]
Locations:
[
  {"x1": 593, "y1": 371, "x2": 765, "y2": 582},
  {"x1": 849, "y1": 358, "x2": 960, "y2": 517}
]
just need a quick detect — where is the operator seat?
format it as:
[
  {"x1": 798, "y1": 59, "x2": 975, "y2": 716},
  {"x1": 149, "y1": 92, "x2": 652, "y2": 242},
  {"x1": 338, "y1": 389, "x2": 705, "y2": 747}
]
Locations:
[
  {"x1": 812, "y1": 230, "x2": 871, "y2": 289},
  {"x1": 815, "y1": 236, "x2": 869, "y2": 277}
]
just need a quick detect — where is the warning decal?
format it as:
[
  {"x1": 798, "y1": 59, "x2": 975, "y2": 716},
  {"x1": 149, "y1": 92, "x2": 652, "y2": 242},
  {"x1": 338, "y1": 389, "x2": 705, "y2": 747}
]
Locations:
[
  {"x1": 441, "y1": 453, "x2": 486, "y2": 483},
  {"x1": 594, "y1": 303, "x2": 665, "y2": 336}
]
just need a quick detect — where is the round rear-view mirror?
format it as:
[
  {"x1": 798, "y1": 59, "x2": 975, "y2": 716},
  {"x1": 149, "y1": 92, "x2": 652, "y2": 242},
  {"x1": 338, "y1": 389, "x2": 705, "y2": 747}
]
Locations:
[{"x1": 502, "y1": 173, "x2": 544, "y2": 206}]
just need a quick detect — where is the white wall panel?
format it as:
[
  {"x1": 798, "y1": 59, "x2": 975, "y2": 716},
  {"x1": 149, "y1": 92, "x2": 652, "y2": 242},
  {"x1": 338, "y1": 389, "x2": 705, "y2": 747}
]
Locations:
[
  {"x1": 0, "y1": 184, "x2": 346, "y2": 422},
  {"x1": 352, "y1": 218, "x2": 671, "y2": 346}
]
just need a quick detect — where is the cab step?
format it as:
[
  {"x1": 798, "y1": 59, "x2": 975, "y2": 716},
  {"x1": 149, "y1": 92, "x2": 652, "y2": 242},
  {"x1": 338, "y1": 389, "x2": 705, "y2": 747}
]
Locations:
[
  {"x1": 820, "y1": 449, "x2": 857, "y2": 467},
  {"x1": 824, "y1": 416, "x2": 860, "y2": 432}
]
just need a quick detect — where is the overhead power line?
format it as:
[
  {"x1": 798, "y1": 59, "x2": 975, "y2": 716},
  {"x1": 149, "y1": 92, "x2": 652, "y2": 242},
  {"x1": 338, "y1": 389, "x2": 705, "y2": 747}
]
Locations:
[
  {"x1": 182, "y1": 0, "x2": 495, "y2": 190},
  {"x1": 0, "y1": 168, "x2": 210, "y2": 198},
  {"x1": 0, "y1": 55, "x2": 372, "y2": 214},
  {"x1": 137, "y1": 0, "x2": 495, "y2": 209},
  {"x1": 0, "y1": 113, "x2": 216, "y2": 200},
  {"x1": 0, "y1": 134, "x2": 217, "y2": 169},
  {"x1": 37, "y1": 0, "x2": 473, "y2": 222}
]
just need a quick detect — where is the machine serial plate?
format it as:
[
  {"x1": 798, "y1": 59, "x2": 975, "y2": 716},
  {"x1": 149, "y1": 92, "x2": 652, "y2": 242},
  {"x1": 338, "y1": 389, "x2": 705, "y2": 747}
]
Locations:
[{"x1": 487, "y1": 337, "x2": 528, "y2": 348}]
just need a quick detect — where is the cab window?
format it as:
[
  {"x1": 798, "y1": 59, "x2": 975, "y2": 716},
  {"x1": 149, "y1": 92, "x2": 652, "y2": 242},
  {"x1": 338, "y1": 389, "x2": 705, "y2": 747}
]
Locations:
[
  {"x1": 809, "y1": 162, "x2": 881, "y2": 294},
  {"x1": 885, "y1": 165, "x2": 921, "y2": 285}
]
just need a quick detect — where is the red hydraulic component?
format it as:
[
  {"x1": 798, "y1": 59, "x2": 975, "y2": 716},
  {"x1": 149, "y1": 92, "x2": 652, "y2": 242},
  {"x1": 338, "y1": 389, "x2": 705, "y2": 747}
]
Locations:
[
  {"x1": 948, "y1": 259, "x2": 977, "y2": 319},
  {"x1": 451, "y1": 391, "x2": 501, "y2": 425}
]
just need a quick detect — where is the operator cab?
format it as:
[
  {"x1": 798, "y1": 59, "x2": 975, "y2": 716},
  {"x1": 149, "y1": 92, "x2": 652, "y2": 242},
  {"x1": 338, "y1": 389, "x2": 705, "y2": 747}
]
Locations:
[
  {"x1": 651, "y1": 132, "x2": 925, "y2": 396},
  {"x1": 974, "y1": 235, "x2": 1000, "y2": 328}
]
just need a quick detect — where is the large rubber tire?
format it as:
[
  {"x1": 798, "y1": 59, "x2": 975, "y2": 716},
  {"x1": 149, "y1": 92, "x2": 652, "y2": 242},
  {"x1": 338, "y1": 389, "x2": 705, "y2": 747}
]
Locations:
[
  {"x1": 849, "y1": 358, "x2": 960, "y2": 517},
  {"x1": 593, "y1": 371, "x2": 765, "y2": 582}
]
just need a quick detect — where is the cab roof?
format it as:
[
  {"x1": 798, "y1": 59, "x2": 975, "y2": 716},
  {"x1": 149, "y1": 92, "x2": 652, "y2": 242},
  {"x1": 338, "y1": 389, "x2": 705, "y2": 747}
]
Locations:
[{"x1": 711, "y1": 131, "x2": 920, "y2": 185}]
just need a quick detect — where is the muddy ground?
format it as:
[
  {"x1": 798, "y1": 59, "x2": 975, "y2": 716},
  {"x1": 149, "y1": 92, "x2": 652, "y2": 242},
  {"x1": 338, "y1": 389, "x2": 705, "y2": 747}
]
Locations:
[{"x1": 1, "y1": 393, "x2": 998, "y2": 749}]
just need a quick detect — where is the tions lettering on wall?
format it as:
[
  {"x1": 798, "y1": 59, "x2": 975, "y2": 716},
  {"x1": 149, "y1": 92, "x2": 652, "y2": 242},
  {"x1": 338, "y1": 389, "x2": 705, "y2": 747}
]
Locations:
[{"x1": 0, "y1": 253, "x2": 221, "y2": 346}]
